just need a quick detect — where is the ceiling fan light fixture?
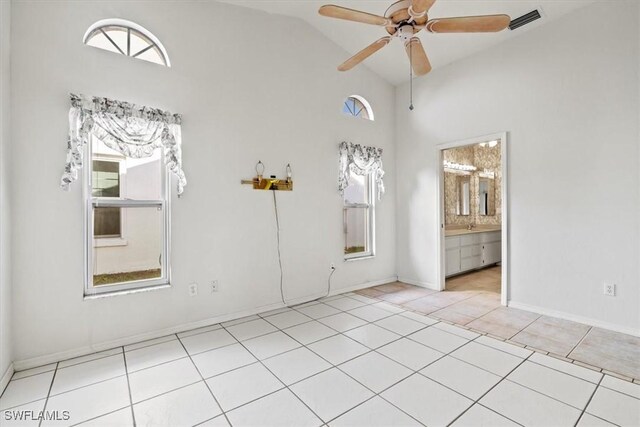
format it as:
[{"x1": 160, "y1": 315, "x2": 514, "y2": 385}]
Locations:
[{"x1": 318, "y1": 0, "x2": 511, "y2": 80}]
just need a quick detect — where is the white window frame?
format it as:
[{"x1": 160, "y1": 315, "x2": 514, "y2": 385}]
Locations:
[
  {"x1": 92, "y1": 156, "x2": 128, "y2": 247},
  {"x1": 343, "y1": 171, "x2": 376, "y2": 260},
  {"x1": 342, "y1": 95, "x2": 375, "y2": 121},
  {"x1": 84, "y1": 136, "x2": 171, "y2": 297},
  {"x1": 83, "y1": 19, "x2": 171, "y2": 67}
]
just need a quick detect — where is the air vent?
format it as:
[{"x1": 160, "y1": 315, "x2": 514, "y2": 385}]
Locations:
[{"x1": 509, "y1": 9, "x2": 542, "y2": 30}]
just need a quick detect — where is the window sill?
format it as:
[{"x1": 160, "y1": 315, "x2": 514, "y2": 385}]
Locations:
[
  {"x1": 344, "y1": 254, "x2": 375, "y2": 262},
  {"x1": 84, "y1": 283, "x2": 170, "y2": 300},
  {"x1": 94, "y1": 238, "x2": 128, "y2": 248}
]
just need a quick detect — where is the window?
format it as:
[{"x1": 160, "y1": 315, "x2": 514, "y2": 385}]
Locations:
[
  {"x1": 83, "y1": 19, "x2": 171, "y2": 67},
  {"x1": 342, "y1": 95, "x2": 374, "y2": 121},
  {"x1": 85, "y1": 138, "x2": 170, "y2": 296},
  {"x1": 343, "y1": 169, "x2": 375, "y2": 259},
  {"x1": 93, "y1": 159, "x2": 122, "y2": 238}
]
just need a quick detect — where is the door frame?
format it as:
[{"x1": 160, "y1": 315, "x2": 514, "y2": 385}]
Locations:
[{"x1": 435, "y1": 132, "x2": 509, "y2": 306}]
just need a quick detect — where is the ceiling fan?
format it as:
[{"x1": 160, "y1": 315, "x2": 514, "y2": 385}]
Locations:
[{"x1": 319, "y1": 0, "x2": 511, "y2": 76}]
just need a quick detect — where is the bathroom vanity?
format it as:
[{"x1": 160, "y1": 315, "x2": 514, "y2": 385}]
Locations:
[{"x1": 445, "y1": 228, "x2": 501, "y2": 277}]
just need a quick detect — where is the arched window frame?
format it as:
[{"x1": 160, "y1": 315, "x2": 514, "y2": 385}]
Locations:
[
  {"x1": 342, "y1": 95, "x2": 375, "y2": 121},
  {"x1": 83, "y1": 18, "x2": 171, "y2": 67}
]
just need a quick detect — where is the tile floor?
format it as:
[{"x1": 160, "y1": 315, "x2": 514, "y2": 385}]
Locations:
[
  {"x1": 1, "y1": 293, "x2": 639, "y2": 426},
  {"x1": 357, "y1": 267, "x2": 640, "y2": 381}
]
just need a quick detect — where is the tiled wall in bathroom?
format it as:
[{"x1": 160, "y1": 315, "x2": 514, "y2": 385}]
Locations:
[{"x1": 443, "y1": 143, "x2": 502, "y2": 227}]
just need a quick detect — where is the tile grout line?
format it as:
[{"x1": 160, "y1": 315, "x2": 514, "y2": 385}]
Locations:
[
  {"x1": 37, "y1": 362, "x2": 59, "y2": 427},
  {"x1": 0, "y1": 373, "x2": 132, "y2": 413},
  {"x1": 573, "y1": 374, "x2": 605, "y2": 427},
  {"x1": 63, "y1": 326, "x2": 610, "y2": 427},
  {"x1": 3, "y1": 367, "x2": 56, "y2": 384},
  {"x1": 326, "y1": 334, "x2": 480, "y2": 425},
  {"x1": 444, "y1": 351, "x2": 534, "y2": 427},
  {"x1": 7, "y1": 294, "x2": 368, "y2": 384},
  {"x1": 215, "y1": 302, "x2": 423, "y2": 423},
  {"x1": 76, "y1": 320, "x2": 590, "y2": 427},
  {"x1": 51, "y1": 348, "x2": 124, "y2": 371},
  {"x1": 443, "y1": 340, "x2": 612, "y2": 415},
  {"x1": 322, "y1": 330, "x2": 515, "y2": 426},
  {"x1": 264, "y1": 316, "x2": 484, "y2": 425},
  {"x1": 121, "y1": 346, "x2": 137, "y2": 427},
  {"x1": 566, "y1": 325, "x2": 593, "y2": 359},
  {"x1": 174, "y1": 333, "x2": 233, "y2": 427},
  {"x1": 5, "y1": 287, "x2": 637, "y2": 425},
  {"x1": 68, "y1": 405, "x2": 131, "y2": 427},
  {"x1": 119, "y1": 303, "x2": 523, "y2": 423},
  {"x1": 260, "y1": 316, "x2": 428, "y2": 425},
  {"x1": 216, "y1": 323, "x2": 328, "y2": 425}
]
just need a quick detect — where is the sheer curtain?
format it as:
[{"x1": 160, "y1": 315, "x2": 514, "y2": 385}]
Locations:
[
  {"x1": 338, "y1": 141, "x2": 385, "y2": 200},
  {"x1": 61, "y1": 93, "x2": 186, "y2": 195}
]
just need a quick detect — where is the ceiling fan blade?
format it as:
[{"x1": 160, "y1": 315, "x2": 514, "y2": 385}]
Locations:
[
  {"x1": 338, "y1": 37, "x2": 391, "y2": 71},
  {"x1": 405, "y1": 37, "x2": 432, "y2": 76},
  {"x1": 426, "y1": 15, "x2": 511, "y2": 33},
  {"x1": 409, "y1": 0, "x2": 436, "y2": 17},
  {"x1": 319, "y1": 5, "x2": 392, "y2": 27}
]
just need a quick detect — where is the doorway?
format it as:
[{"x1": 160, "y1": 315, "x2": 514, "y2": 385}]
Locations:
[{"x1": 436, "y1": 132, "x2": 508, "y2": 306}]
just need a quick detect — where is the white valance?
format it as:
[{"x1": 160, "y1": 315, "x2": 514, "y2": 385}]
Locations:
[
  {"x1": 338, "y1": 141, "x2": 385, "y2": 200},
  {"x1": 61, "y1": 93, "x2": 187, "y2": 195}
]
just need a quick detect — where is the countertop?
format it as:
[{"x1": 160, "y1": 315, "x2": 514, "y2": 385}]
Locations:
[{"x1": 445, "y1": 227, "x2": 501, "y2": 237}]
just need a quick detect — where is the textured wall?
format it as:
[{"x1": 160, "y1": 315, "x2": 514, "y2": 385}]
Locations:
[{"x1": 443, "y1": 143, "x2": 501, "y2": 227}]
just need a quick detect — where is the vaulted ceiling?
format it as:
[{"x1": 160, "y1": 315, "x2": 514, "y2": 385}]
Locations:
[{"x1": 223, "y1": 0, "x2": 595, "y2": 85}]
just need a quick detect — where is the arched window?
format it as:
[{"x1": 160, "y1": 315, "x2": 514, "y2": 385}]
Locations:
[
  {"x1": 83, "y1": 19, "x2": 171, "y2": 67},
  {"x1": 342, "y1": 95, "x2": 374, "y2": 121}
]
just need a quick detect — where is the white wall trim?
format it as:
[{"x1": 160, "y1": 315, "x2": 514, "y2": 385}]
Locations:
[
  {"x1": 508, "y1": 301, "x2": 640, "y2": 338},
  {"x1": 13, "y1": 276, "x2": 397, "y2": 371},
  {"x1": 397, "y1": 277, "x2": 439, "y2": 291},
  {"x1": 0, "y1": 363, "x2": 13, "y2": 395}
]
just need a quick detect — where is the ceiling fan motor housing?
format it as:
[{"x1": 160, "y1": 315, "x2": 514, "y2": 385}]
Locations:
[{"x1": 398, "y1": 25, "x2": 416, "y2": 43}]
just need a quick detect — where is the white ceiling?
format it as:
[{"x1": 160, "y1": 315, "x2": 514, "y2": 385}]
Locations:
[{"x1": 221, "y1": 0, "x2": 595, "y2": 85}]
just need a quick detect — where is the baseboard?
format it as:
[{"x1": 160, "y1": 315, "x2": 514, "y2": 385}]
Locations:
[
  {"x1": 335, "y1": 276, "x2": 398, "y2": 295},
  {"x1": 12, "y1": 276, "x2": 398, "y2": 371},
  {"x1": 397, "y1": 277, "x2": 439, "y2": 291},
  {"x1": 1, "y1": 362, "x2": 14, "y2": 395},
  {"x1": 508, "y1": 301, "x2": 640, "y2": 337}
]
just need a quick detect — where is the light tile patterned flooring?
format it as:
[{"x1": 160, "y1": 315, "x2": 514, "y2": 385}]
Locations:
[
  {"x1": 1, "y1": 292, "x2": 639, "y2": 426},
  {"x1": 358, "y1": 267, "x2": 640, "y2": 382}
]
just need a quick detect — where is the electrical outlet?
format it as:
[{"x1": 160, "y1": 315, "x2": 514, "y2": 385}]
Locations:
[
  {"x1": 604, "y1": 283, "x2": 616, "y2": 297},
  {"x1": 211, "y1": 280, "x2": 219, "y2": 292},
  {"x1": 188, "y1": 283, "x2": 198, "y2": 297}
]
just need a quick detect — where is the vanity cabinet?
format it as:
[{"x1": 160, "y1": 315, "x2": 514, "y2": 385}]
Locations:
[
  {"x1": 480, "y1": 231, "x2": 501, "y2": 266},
  {"x1": 445, "y1": 230, "x2": 501, "y2": 277}
]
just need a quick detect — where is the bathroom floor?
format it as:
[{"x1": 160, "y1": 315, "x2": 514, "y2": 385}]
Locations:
[{"x1": 1, "y1": 293, "x2": 639, "y2": 426}]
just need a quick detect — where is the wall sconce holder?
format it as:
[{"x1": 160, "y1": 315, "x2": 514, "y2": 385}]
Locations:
[{"x1": 241, "y1": 161, "x2": 293, "y2": 191}]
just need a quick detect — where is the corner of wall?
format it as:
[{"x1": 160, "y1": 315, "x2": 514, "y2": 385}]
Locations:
[{"x1": 0, "y1": 0, "x2": 13, "y2": 387}]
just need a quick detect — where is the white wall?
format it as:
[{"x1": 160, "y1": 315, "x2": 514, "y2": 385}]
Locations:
[
  {"x1": 0, "y1": 0, "x2": 13, "y2": 380},
  {"x1": 10, "y1": 1, "x2": 396, "y2": 364},
  {"x1": 396, "y1": 1, "x2": 640, "y2": 334}
]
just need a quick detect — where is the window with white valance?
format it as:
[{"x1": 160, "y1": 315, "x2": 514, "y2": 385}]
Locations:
[
  {"x1": 61, "y1": 93, "x2": 185, "y2": 296},
  {"x1": 338, "y1": 141, "x2": 385, "y2": 201},
  {"x1": 339, "y1": 141, "x2": 385, "y2": 259}
]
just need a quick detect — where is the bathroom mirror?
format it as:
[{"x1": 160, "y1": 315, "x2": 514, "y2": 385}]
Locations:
[
  {"x1": 479, "y1": 177, "x2": 496, "y2": 216},
  {"x1": 456, "y1": 175, "x2": 471, "y2": 216}
]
